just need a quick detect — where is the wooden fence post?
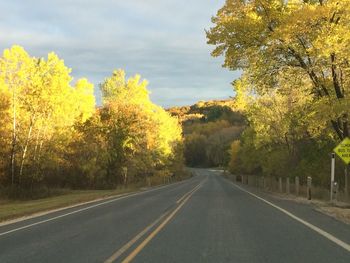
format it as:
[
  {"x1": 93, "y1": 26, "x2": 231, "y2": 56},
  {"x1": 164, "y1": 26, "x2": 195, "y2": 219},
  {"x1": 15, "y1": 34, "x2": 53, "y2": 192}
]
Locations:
[
  {"x1": 307, "y1": 176, "x2": 312, "y2": 200},
  {"x1": 295, "y1": 176, "x2": 299, "y2": 196},
  {"x1": 279, "y1": 177, "x2": 283, "y2": 193},
  {"x1": 262, "y1": 176, "x2": 265, "y2": 189}
]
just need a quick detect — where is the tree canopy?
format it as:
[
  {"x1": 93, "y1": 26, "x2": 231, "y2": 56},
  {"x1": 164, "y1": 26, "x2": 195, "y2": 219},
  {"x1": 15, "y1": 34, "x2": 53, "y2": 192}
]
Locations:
[
  {"x1": 207, "y1": 0, "x2": 350, "y2": 140},
  {"x1": 207, "y1": 0, "x2": 350, "y2": 190},
  {"x1": 0, "y1": 46, "x2": 184, "y2": 197}
]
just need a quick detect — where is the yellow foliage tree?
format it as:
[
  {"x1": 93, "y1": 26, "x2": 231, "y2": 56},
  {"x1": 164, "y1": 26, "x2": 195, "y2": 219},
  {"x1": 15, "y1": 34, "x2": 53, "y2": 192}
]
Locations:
[
  {"x1": 0, "y1": 45, "x2": 95, "y2": 190},
  {"x1": 207, "y1": 0, "x2": 350, "y2": 140}
]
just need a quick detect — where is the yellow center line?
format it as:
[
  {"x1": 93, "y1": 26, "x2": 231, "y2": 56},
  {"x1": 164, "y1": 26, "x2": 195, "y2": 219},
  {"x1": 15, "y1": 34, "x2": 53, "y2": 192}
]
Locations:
[
  {"x1": 104, "y1": 210, "x2": 171, "y2": 263},
  {"x1": 104, "y1": 180, "x2": 204, "y2": 263},
  {"x1": 176, "y1": 182, "x2": 201, "y2": 204},
  {"x1": 121, "y1": 182, "x2": 203, "y2": 263}
]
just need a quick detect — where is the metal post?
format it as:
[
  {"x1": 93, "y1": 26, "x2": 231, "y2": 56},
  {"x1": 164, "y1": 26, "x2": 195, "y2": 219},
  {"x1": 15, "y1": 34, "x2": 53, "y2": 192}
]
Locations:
[
  {"x1": 345, "y1": 165, "x2": 349, "y2": 199},
  {"x1": 331, "y1": 153, "x2": 335, "y2": 201},
  {"x1": 333, "y1": 182, "x2": 338, "y2": 203}
]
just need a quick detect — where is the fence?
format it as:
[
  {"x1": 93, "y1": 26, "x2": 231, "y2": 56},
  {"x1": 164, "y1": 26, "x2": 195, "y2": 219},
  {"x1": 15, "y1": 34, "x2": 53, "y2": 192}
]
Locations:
[{"x1": 225, "y1": 173, "x2": 350, "y2": 204}]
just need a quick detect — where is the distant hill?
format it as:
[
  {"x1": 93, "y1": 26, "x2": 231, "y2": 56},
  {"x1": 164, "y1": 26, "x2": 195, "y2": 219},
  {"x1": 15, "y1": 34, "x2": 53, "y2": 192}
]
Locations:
[
  {"x1": 168, "y1": 99, "x2": 246, "y2": 167},
  {"x1": 167, "y1": 99, "x2": 245, "y2": 127}
]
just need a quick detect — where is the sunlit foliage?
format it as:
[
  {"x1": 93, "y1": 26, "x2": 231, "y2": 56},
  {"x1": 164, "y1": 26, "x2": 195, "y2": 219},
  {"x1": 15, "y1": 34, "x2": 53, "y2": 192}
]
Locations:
[
  {"x1": 0, "y1": 46, "x2": 184, "y2": 197},
  {"x1": 207, "y1": 0, "x2": 350, "y2": 140},
  {"x1": 207, "y1": 0, "x2": 350, "y2": 187}
]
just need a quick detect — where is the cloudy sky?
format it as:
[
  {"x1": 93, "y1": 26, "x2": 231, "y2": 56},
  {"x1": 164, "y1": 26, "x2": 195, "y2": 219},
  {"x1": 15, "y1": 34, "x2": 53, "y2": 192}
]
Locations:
[{"x1": 0, "y1": 0, "x2": 240, "y2": 107}]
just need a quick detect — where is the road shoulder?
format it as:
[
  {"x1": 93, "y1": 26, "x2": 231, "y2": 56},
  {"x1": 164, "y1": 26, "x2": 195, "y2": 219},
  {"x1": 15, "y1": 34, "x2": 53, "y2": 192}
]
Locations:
[
  {"x1": 220, "y1": 173, "x2": 350, "y2": 246},
  {"x1": 0, "y1": 180, "x2": 188, "y2": 227}
]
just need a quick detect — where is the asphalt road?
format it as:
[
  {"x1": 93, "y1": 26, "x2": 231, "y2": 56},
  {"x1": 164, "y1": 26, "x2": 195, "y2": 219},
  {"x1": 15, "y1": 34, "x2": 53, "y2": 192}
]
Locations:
[{"x1": 0, "y1": 169, "x2": 350, "y2": 263}]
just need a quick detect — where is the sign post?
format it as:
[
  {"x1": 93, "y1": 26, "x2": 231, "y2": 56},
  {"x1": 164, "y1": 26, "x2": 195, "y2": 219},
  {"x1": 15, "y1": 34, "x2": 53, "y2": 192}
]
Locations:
[
  {"x1": 331, "y1": 153, "x2": 335, "y2": 201},
  {"x1": 333, "y1": 137, "x2": 350, "y2": 201}
]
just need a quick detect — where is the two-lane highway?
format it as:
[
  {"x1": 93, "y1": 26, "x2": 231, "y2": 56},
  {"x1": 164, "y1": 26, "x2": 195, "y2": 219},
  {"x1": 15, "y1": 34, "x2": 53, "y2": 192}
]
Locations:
[{"x1": 0, "y1": 169, "x2": 350, "y2": 262}]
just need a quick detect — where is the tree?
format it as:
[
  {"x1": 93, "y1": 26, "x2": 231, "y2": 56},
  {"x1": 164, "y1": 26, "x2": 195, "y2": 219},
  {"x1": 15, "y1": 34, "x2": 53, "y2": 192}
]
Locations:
[
  {"x1": 207, "y1": 0, "x2": 350, "y2": 140},
  {"x1": 94, "y1": 69, "x2": 183, "y2": 186},
  {"x1": 228, "y1": 140, "x2": 240, "y2": 174},
  {"x1": 0, "y1": 47, "x2": 184, "y2": 196},
  {"x1": 0, "y1": 78, "x2": 11, "y2": 183},
  {"x1": 184, "y1": 133, "x2": 208, "y2": 167},
  {"x1": 0, "y1": 45, "x2": 96, "y2": 193}
]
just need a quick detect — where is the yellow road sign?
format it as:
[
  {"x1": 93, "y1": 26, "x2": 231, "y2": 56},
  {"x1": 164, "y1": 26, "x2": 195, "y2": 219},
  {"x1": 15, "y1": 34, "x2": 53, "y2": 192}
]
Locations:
[{"x1": 334, "y1": 137, "x2": 350, "y2": 165}]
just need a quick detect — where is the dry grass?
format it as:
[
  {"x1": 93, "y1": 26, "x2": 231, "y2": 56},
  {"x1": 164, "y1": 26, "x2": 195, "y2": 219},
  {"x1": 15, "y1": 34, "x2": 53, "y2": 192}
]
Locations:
[
  {"x1": 0, "y1": 171, "x2": 192, "y2": 224},
  {"x1": 0, "y1": 187, "x2": 138, "y2": 223},
  {"x1": 316, "y1": 206, "x2": 350, "y2": 224}
]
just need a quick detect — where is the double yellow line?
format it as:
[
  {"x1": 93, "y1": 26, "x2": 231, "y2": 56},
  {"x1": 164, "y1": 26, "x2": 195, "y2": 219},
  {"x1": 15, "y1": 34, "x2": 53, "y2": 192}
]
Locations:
[{"x1": 104, "y1": 181, "x2": 204, "y2": 263}]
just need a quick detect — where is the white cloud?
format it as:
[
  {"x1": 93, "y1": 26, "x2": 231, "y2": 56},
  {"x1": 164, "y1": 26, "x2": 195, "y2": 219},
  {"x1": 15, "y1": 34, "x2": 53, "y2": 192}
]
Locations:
[{"x1": 0, "y1": 0, "x2": 239, "y2": 107}]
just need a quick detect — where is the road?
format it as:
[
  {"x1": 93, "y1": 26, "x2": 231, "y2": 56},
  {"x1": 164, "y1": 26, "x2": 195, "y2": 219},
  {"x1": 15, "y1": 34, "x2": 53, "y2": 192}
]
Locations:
[{"x1": 0, "y1": 169, "x2": 350, "y2": 263}]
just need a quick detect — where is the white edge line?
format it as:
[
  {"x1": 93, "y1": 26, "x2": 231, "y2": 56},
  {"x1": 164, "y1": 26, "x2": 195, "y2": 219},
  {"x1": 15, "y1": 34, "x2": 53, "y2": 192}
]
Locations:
[
  {"x1": 0, "y1": 192, "x2": 131, "y2": 227},
  {"x1": 229, "y1": 181, "x2": 350, "y2": 252},
  {"x1": 0, "y1": 179, "x2": 191, "y2": 237}
]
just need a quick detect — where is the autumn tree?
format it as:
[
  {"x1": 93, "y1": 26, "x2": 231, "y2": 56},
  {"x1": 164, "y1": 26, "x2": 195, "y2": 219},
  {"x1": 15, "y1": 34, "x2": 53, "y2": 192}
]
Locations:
[
  {"x1": 68, "y1": 69, "x2": 183, "y2": 188},
  {"x1": 0, "y1": 47, "x2": 184, "y2": 197},
  {"x1": 207, "y1": 0, "x2": 350, "y2": 191},
  {"x1": 0, "y1": 45, "x2": 95, "y2": 194},
  {"x1": 172, "y1": 100, "x2": 245, "y2": 167},
  {"x1": 207, "y1": 0, "x2": 350, "y2": 141}
]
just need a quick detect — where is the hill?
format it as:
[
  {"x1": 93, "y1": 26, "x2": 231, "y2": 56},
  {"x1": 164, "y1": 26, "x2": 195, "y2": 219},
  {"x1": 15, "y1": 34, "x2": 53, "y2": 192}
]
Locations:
[{"x1": 168, "y1": 99, "x2": 245, "y2": 167}]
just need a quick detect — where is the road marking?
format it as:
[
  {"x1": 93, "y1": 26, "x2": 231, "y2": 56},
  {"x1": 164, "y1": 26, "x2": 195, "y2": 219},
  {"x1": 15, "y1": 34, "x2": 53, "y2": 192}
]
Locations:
[
  {"x1": 230, "y1": 182, "x2": 350, "y2": 253},
  {"x1": 118, "y1": 181, "x2": 203, "y2": 263},
  {"x1": 0, "y1": 179, "x2": 194, "y2": 237},
  {"x1": 104, "y1": 210, "x2": 171, "y2": 263},
  {"x1": 176, "y1": 185, "x2": 198, "y2": 204},
  {"x1": 104, "y1": 181, "x2": 203, "y2": 263}
]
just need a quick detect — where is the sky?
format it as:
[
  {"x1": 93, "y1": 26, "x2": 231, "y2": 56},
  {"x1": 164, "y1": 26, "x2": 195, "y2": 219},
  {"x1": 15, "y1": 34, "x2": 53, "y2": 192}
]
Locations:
[{"x1": 0, "y1": 0, "x2": 240, "y2": 107}]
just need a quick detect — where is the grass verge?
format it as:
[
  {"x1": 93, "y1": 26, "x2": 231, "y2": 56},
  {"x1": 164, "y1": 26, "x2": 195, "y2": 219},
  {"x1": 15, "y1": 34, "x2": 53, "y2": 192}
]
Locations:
[
  {"x1": 0, "y1": 186, "x2": 139, "y2": 223},
  {"x1": 0, "y1": 170, "x2": 193, "y2": 224}
]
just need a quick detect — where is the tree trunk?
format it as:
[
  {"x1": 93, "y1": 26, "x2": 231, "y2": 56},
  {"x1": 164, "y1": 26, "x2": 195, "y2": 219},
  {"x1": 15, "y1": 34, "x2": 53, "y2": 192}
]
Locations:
[
  {"x1": 19, "y1": 116, "x2": 35, "y2": 183},
  {"x1": 35, "y1": 122, "x2": 49, "y2": 176},
  {"x1": 10, "y1": 84, "x2": 16, "y2": 188},
  {"x1": 33, "y1": 126, "x2": 42, "y2": 162}
]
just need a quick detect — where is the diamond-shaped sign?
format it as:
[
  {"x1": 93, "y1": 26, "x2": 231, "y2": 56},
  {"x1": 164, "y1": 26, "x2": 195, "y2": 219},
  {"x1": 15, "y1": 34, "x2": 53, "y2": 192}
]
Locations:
[{"x1": 334, "y1": 137, "x2": 350, "y2": 165}]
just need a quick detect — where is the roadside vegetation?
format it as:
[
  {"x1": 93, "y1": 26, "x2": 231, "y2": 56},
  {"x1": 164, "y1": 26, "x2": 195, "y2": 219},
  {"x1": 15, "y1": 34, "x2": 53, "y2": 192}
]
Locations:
[
  {"x1": 0, "y1": 46, "x2": 185, "y2": 200},
  {"x1": 170, "y1": 0, "x2": 350, "y2": 200},
  {"x1": 2, "y1": 0, "x2": 350, "y2": 217},
  {"x1": 0, "y1": 188, "x2": 135, "y2": 222},
  {"x1": 0, "y1": 171, "x2": 190, "y2": 222},
  {"x1": 205, "y1": 0, "x2": 350, "y2": 194},
  {"x1": 168, "y1": 100, "x2": 245, "y2": 168}
]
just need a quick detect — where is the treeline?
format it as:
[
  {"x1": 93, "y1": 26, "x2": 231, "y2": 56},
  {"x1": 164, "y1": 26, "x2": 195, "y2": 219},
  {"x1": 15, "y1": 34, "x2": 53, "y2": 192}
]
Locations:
[
  {"x1": 0, "y1": 46, "x2": 183, "y2": 198},
  {"x1": 168, "y1": 100, "x2": 245, "y2": 167},
  {"x1": 207, "y1": 0, "x2": 350, "y2": 190}
]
